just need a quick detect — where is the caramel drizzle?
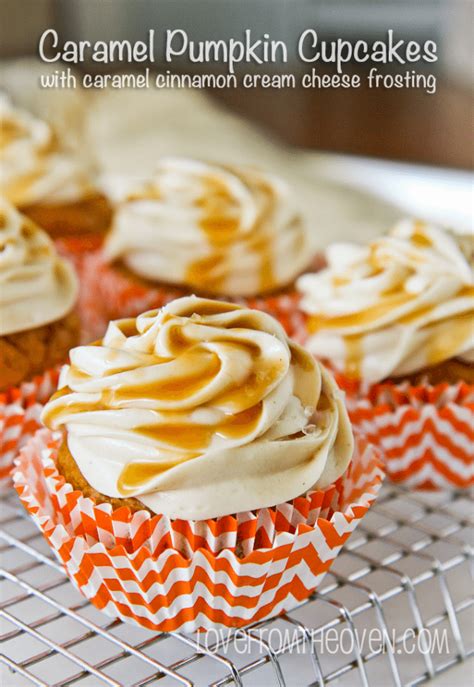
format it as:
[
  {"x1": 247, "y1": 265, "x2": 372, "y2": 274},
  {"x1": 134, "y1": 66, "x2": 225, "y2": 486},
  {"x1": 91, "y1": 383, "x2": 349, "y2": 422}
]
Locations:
[
  {"x1": 308, "y1": 290, "x2": 416, "y2": 332},
  {"x1": 185, "y1": 171, "x2": 282, "y2": 294},
  {"x1": 135, "y1": 402, "x2": 263, "y2": 450},
  {"x1": 310, "y1": 226, "x2": 473, "y2": 379},
  {"x1": 44, "y1": 306, "x2": 312, "y2": 492},
  {"x1": 117, "y1": 402, "x2": 263, "y2": 494},
  {"x1": 343, "y1": 336, "x2": 363, "y2": 380},
  {"x1": 426, "y1": 311, "x2": 473, "y2": 366},
  {"x1": 0, "y1": 118, "x2": 27, "y2": 147},
  {"x1": 1, "y1": 112, "x2": 91, "y2": 203},
  {"x1": 117, "y1": 458, "x2": 195, "y2": 494}
]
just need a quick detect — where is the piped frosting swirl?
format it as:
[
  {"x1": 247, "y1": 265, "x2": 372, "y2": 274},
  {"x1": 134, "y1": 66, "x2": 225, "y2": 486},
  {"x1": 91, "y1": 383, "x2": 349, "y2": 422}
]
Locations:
[
  {"x1": 297, "y1": 220, "x2": 474, "y2": 383},
  {"x1": 0, "y1": 95, "x2": 96, "y2": 207},
  {"x1": 0, "y1": 199, "x2": 78, "y2": 336},
  {"x1": 42, "y1": 296, "x2": 353, "y2": 519},
  {"x1": 103, "y1": 158, "x2": 310, "y2": 296}
]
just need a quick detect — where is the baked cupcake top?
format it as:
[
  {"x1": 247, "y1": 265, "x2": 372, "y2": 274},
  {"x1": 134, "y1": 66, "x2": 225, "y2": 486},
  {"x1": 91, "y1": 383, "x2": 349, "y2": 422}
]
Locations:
[
  {"x1": 0, "y1": 95, "x2": 97, "y2": 208},
  {"x1": 103, "y1": 158, "x2": 310, "y2": 297},
  {"x1": 298, "y1": 219, "x2": 474, "y2": 383},
  {"x1": 42, "y1": 296, "x2": 353, "y2": 519},
  {"x1": 0, "y1": 199, "x2": 78, "y2": 336}
]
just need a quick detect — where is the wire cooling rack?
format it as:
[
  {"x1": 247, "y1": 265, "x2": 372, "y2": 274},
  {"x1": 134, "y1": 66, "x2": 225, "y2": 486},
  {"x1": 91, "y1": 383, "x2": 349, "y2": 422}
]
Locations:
[{"x1": 1, "y1": 483, "x2": 472, "y2": 687}]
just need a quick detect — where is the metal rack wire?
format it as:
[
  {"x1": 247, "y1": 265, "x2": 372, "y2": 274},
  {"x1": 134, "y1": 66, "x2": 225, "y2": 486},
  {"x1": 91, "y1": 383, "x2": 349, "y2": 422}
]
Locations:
[{"x1": 1, "y1": 483, "x2": 472, "y2": 687}]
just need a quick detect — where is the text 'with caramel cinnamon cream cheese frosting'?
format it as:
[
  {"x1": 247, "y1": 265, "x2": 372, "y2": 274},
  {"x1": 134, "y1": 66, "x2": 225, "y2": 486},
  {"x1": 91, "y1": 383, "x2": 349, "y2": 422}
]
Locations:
[
  {"x1": 103, "y1": 158, "x2": 310, "y2": 297},
  {"x1": 0, "y1": 199, "x2": 78, "y2": 336},
  {"x1": 297, "y1": 220, "x2": 474, "y2": 383},
  {"x1": 42, "y1": 296, "x2": 353, "y2": 519}
]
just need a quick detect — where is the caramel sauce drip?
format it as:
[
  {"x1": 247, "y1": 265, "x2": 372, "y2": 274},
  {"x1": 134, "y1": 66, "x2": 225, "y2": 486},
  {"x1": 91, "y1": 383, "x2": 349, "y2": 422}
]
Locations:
[
  {"x1": 411, "y1": 230, "x2": 433, "y2": 248},
  {"x1": 309, "y1": 290, "x2": 415, "y2": 332},
  {"x1": 309, "y1": 225, "x2": 473, "y2": 380},
  {"x1": 110, "y1": 349, "x2": 221, "y2": 403},
  {"x1": 0, "y1": 118, "x2": 27, "y2": 147},
  {"x1": 185, "y1": 171, "x2": 278, "y2": 293},
  {"x1": 42, "y1": 386, "x2": 106, "y2": 427},
  {"x1": 5, "y1": 168, "x2": 46, "y2": 205},
  {"x1": 136, "y1": 402, "x2": 262, "y2": 450},
  {"x1": 343, "y1": 336, "x2": 363, "y2": 379},
  {"x1": 117, "y1": 457, "x2": 196, "y2": 495},
  {"x1": 290, "y1": 342, "x2": 315, "y2": 372},
  {"x1": 427, "y1": 311, "x2": 473, "y2": 366},
  {"x1": 118, "y1": 402, "x2": 263, "y2": 492},
  {"x1": 126, "y1": 181, "x2": 161, "y2": 202},
  {"x1": 213, "y1": 357, "x2": 285, "y2": 410},
  {"x1": 332, "y1": 275, "x2": 350, "y2": 287},
  {"x1": 1, "y1": 113, "x2": 91, "y2": 204},
  {"x1": 48, "y1": 301, "x2": 305, "y2": 493}
]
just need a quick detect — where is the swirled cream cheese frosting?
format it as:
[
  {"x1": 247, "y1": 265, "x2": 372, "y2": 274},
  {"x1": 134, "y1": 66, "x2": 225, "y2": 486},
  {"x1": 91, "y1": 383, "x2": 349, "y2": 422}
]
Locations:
[
  {"x1": 0, "y1": 199, "x2": 78, "y2": 336},
  {"x1": 42, "y1": 296, "x2": 353, "y2": 519},
  {"x1": 0, "y1": 95, "x2": 96, "y2": 207},
  {"x1": 297, "y1": 220, "x2": 474, "y2": 383},
  {"x1": 103, "y1": 158, "x2": 310, "y2": 296}
]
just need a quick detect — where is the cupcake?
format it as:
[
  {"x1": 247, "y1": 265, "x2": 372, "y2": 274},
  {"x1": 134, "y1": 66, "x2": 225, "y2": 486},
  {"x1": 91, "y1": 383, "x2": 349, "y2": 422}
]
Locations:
[
  {"x1": 0, "y1": 95, "x2": 111, "y2": 240},
  {"x1": 297, "y1": 219, "x2": 474, "y2": 488},
  {"x1": 14, "y1": 297, "x2": 384, "y2": 631},
  {"x1": 82, "y1": 158, "x2": 317, "y2": 338},
  {"x1": 0, "y1": 199, "x2": 79, "y2": 484}
]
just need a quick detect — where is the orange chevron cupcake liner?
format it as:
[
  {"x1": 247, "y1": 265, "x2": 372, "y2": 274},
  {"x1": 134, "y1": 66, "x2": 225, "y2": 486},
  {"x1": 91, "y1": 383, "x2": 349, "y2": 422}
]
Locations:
[
  {"x1": 13, "y1": 428, "x2": 384, "y2": 632},
  {"x1": 80, "y1": 250, "x2": 313, "y2": 343},
  {"x1": 348, "y1": 381, "x2": 474, "y2": 490},
  {"x1": 0, "y1": 369, "x2": 59, "y2": 488}
]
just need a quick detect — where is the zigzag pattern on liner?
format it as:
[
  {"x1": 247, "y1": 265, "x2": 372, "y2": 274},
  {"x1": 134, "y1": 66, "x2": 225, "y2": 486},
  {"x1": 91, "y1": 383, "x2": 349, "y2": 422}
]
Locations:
[
  {"x1": 61, "y1": 541, "x2": 336, "y2": 631},
  {"x1": 0, "y1": 369, "x2": 59, "y2": 485},
  {"x1": 13, "y1": 428, "x2": 384, "y2": 632},
  {"x1": 19, "y1": 429, "x2": 383, "y2": 556},
  {"x1": 350, "y1": 385, "x2": 474, "y2": 489},
  {"x1": 39, "y1": 513, "x2": 357, "y2": 631},
  {"x1": 81, "y1": 250, "x2": 308, "y2": 341}
]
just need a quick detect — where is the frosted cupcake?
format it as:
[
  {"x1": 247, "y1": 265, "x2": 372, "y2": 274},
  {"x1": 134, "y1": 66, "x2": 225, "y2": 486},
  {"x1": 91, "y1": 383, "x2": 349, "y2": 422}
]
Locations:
[
  {"x1": 82, "y1": 158, "x2": 316, "y2": 338},
  {"x1": 14, "y1": 296, "x2": 384, "y2": 630},
  {"x1": 0, "y1": 96, "x2": 111, "y2": 239},
  {"x1": 298, "y1": 220, "x2": 473, "y2": 488},
  {"x1": 42, "y1": 296, "x2": 353, "y2": 517},
  {"x1": 0, "y1": 199, "x2": 79, "y2": 484}
]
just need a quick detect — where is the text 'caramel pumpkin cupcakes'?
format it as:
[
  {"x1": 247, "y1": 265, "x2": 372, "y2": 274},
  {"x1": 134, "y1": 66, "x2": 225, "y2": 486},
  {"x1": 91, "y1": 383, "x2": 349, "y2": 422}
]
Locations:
[
  {"x1": 0, "y1": 199, "x2": 79, "y2": 484},
  {"x1": 297, "y1": 219, "x2": 474, "y2": 489},
  {"x1": 82, "y1": 158, "x2": 319, "y2": 339},
  {"x1": 0, "y1": 95, "x2": 111, "y2": 239},
  {"x1": 14, "y1": 297, "x2": 384, "y2": 631}
]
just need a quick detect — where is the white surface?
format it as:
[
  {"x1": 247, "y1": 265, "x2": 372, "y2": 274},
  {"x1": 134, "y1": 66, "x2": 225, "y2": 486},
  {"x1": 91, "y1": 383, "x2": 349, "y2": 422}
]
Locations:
[{"x1": 307, "y1": 153, "x2": 474, "y2": 233}]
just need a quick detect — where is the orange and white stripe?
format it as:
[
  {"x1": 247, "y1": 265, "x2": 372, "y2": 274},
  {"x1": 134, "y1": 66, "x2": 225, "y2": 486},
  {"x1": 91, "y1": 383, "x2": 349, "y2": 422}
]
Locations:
[
  {"x1": 0, "y1": 369, "x2": 59, "y2": 487},
  {"x1": 13, "y1": 428, "x2": 384, "y2": 632},
  {"x1": 349, "y1": 381, "x2": 474, "y2": 490},
  {"x1": 80, "y1": 250, "x2": 312, "y2": 343}
]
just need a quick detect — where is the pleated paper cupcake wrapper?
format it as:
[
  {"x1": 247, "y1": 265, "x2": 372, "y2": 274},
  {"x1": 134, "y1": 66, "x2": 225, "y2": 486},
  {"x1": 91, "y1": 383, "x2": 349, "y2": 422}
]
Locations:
[
  {"x1": 80, "y1": 250, "x2": 313, "y2": 343},
  {"x1": 14, "y1": 429, "x2": 384, "y2": 632},
  {"x1": 54, "y1": 240, "x2": 109, "y2": 343},
  {"x1": 0, "y1": 369, "x2": 59, "y2": 488},
  {"x1": 55, "y1": 235, "x2": 105, "y2": 269},
  {"x1": 348, "y1": 380, "x2": 474, "y2": 490}
]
